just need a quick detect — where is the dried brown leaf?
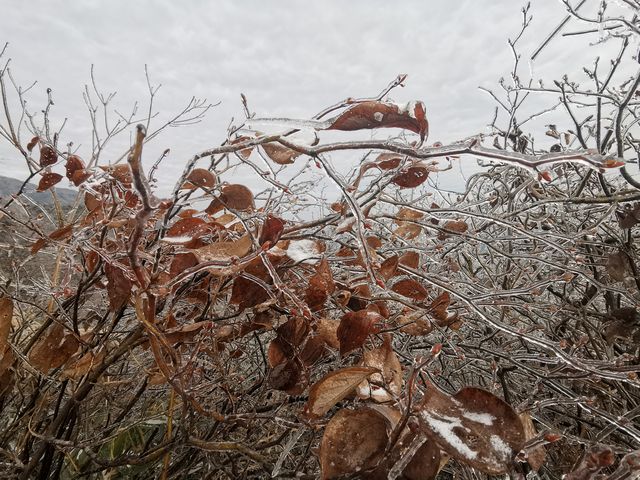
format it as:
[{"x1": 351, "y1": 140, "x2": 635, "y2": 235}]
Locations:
[
  {"x1": 36, "y1": 173, "x2": 63, "y2": 192},
  {"x1": 337, "y1": 310, "x2": 382, "y2": 356},
  {"x1": 319, "y1": 407, "x2": 388, "y2": 479},
  {"x1": 29, "y1": 323, "x2": 80, "y2": 373},
  {"x1": 304, "y1": 366, "x2": 378, "y2": 418},
  {"x1": 328, "y1": 101, "x2": 428, "y2": 141}
]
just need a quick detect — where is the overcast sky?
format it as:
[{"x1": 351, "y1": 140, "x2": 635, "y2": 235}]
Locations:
[{"x1": 0, "y1": 0, "x2": 633, "y2": 196}]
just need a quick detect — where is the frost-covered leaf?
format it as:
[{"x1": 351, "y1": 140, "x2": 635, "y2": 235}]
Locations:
[
  {"x1": 564, "y1": 444, "x2": 615, "y2": 480},
  {"x1": 285, "y1": 239, "x2": 324, "y2": 264},
  {"x1": 304, "y1": 366, "x2": 378, "y2": 418},
  {"x1": 36, "y1": 173, "x2": 63, "y2": 192},
  {"x1": 39, "y1": 145, "x2": 58, "y2": 167},
  {"x1": 0, "y1": 297, "x2": 12, "y2": 353},
  {"x1": 607, "y1": 251, "x2": 629, "y2": 282},
  {"x1": 191, "y1": 234, "x2": 253, "y2": 263},
  {"x1": 26, "y1": 136, "x2": 39, "y2": 152},
  {"x1": 378, "y1": 255, "x2": 399, "y2": 281},
  {"x1": 519, "y1": 412, "x2": 546, "y2": 472}
]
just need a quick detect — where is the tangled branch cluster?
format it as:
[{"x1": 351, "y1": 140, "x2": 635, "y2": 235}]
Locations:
[{"x1": 2, "y1": 3, "x2": 640, "y2": 479}]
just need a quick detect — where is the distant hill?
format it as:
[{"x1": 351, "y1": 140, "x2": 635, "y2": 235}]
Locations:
[{"x1": 0, "y1": 175, "x2": 78, "y2": 207}]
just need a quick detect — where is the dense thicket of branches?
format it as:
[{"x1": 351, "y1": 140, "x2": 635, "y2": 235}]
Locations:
[{"x1": 1, "y1": 3, "x2": 640, "y2": 479}]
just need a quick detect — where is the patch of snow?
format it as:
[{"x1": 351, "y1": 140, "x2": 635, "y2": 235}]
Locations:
[
  {"x1": 490, "y1": 435, "x2": 512, "y2": 460},
  {"x1": 420, "y1": 412, "x2": 478, "y2": 460},
  {"x1": 462, "y1": 410, "x2": 495, "y2": 425},
  {"x1": 161, "y1": 235, "x2": 194, "y2": 244},
  {"x1": 286, "y1": 239, "x2": 321, "y2": 264},
  {"x1": 373, "y1": 112, "x2": 384, "y2": 122}
]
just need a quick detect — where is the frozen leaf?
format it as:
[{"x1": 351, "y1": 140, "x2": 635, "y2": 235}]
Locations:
[
  {"x1": 519, "y1": 412, "x2": 546, "y2": 472},
  {"x1": 0, "y1": 297, "x2": 12, "y2": 353},
  {"x1": 392, "y1": 166, "x2": 429, "y2": 188},
  {"x1": 398, "y1": 311, "x2": 433, "y2": 336},
  {"x1": 327, "y1": 100, "x2": 428, "y2": 141},
  {"x1": 315, "y1": 318, "x2": 340, "y2": 350},
  {"x1": 304, "y1": 366, "x2": 378, "y2": 418},
  {"x1": 181, "y1": 168, "x2": 216, "y2": 190},
  {"x1": 300, "y1": 335, "x2": 330, "y2": 366},
  {"x1": 163, "y1": 217, "x2": 216, "y2": 248},
  {"x1": 64, "y1": 154, "x2": 89, "y2": 186},
  {"x1": 306, "y1": 258, "x2": 335, "y2": 311},
  {"x1": 39, "y1": 145, "x2": 58, "y2": 167},
  {"x1": 169, "y1": 252, "x2": 199, "y2": 277},
  {"x1": 416, "y1": 386, "x2": 525, "y2": 475},
  {"x1": 29, "y1": 323, "x2": 80, "y2": 373},
  {"x1": 394, "y1": 222, "x2": 422, "y2": 240},
  {"x1": 564, "y1": 445, "x2": 615, "y2": 480},
  {"x1": 26, "y1": 136, "x2": 39, "y2": 152},
  {"x1": 63, "y1": 348, "x2": 106, "y2": 380},
  {"x1": 230, "y1": 256, "x2": 279, "y2": 309},
  {"x1": 429, "y1": 292, "x2": 451, "y2": 322},
  {"x1": 36, "y1": 173, "x2": 63, "y2": 192},
  {"x1": 356, "y1": 335, "x2": 402, "y2": 403},
  {"x1": 230, "y1": 135, "x2": 255, "y2": 159},
  {"x1": 337, "y1": 310, "x2": 383, "y2": 356},
  {"x1": 399, "y1": 251, "x2": 420, "y2": 269},
  {"x1": 100, "y1": 164, "x2": 132, "y2": 185},
  {"x1": 262, "y1": 141, "x2": 301, "y2": 165},
  {"x1": 319, "y1": 407, "x2": 388, "y2": 479},
  {"x1": 376, "y1": 152, "x2": 402, "y2": 170},
  {"x1": 191, "y1": 234, "x2": 253, "y2": 263},
  {"x1": 397, "y1": 207, "x2": 424, "y2": 222},
  {"x1": 206, "y1": 184, "x2": 254, "y2": 214},
  {"x1": 607, "y1": 251, "x2": 629, "y2": 282},
  {"x1": 105, "y1": 263, "x2": 133, "y2": 311},
  {"x1": 269, "y1": 358, "x2": 306, "y2": 394},
  {"x1": 618, "y1": 203, "x2": 640, "y2": 229},
  {"x1": 438, "y1": 220, "x2": 468, "y2": 240},
  {"x1": 378, "y1": 255, "x2": 399, "y2": 281},
  {"x1": 31, "y1": 224, "x2": 74, "y2": 254},
  {"x1": 391, "y1": 278, "x2": 429, "y2": 301},
  {"x1": 258, "y1": 214, "x2": 285, "y2": 247}
]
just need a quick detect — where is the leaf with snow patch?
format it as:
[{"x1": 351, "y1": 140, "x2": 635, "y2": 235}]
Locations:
[
  {"x1": 415, "y1": 385, "x2": 525, "y2": 475},
  {"x1": 356, "y1": 335, "x2": 402, "y2": 403}
]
